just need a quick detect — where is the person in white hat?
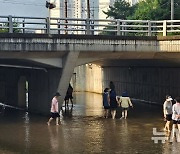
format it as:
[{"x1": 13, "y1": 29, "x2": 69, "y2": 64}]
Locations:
[{"x1": 163, "y1": 95, "x2": 173, "y2": 132}]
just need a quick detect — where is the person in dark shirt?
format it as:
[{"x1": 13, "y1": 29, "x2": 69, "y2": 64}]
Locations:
[
  {"x1": 64, "y1": 84, "x2": 74, "y2": 108},
  {"x1": 103, "y1": 88, "x2": 110, "y2": 118}
]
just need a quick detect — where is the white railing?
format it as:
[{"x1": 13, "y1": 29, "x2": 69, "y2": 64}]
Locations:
[{"x1": 0, "y1": 15, "x2": 180, "y2": 36}]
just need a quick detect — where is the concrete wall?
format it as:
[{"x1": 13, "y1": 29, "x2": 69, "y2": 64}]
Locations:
[
  {"x1": 28, "y1": 68, "x2": 62, "y2": 115},
  {"x1": 73, "y1": 64, "x2": 103, "y2": 93},
  {"x1": 103, "y1": 67, "x2": 180, "y2": 105},
  {"x1": 0, "y1": 68, "x2": 19, "y2": 106},
  {"x1": 0, "y1": 67, "x2": 62, "y2": 115}
]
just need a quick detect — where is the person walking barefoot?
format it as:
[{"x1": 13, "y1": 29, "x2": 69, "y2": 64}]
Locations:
[
  {"x1": 109, "y1": 88, "x2": 118, "y2": 119},
  {"x1": 47, "y1": 92, "x2": 61, "y2": 126},
  {"x1": 163, "y1": 95, "x2": 173, "y2": 132},
  {"x1": 171, "y1": 97, "x2": 180, "y2": 140},
  {"x1": 118, "y1": 91, "x2": 133, "y2": 119}
]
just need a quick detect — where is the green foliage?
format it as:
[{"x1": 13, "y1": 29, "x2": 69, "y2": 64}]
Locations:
[
  {"x1": 101, "y1": 0, "x2": 180, "y2": 36},
  {"x1": 103, "y1": 0, "x2": 136, "y2": 19},
  {"x1": 0, "y1": 22, "x2": 21, "y2": 33},
  {"x1": 104, "y1": 0, "x2": 180, "y2": 20},
  {"x1": 129, "y1": 0, "x2": 180, "y2": 20}
]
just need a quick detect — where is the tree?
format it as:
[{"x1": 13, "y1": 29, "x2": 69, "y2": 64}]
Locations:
[
  {"x1": 130, "y1": 0, "x2": 180, "y2": 20},
  {"x1": 0, "y1": 22, "x2": 21, "y2": 33},
  {"x1": 103, "y1": 0, "x2": 136, "y2": 20}
]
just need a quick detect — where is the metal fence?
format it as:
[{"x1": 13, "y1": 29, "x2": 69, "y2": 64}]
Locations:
[{"x1": 0, "y1": 15, "x2": 180, "y2": 36}]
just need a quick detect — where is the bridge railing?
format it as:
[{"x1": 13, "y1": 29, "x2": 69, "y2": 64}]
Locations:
[{"x1": 0, "y1": 15, "x2": 180, "y2": 36}]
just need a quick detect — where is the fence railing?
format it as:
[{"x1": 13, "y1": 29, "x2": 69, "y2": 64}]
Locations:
[{"x1": 0, "y1": 15, "x2": 180, "y2": 36}]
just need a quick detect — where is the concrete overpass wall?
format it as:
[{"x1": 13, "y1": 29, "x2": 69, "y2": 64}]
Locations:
[{"x1": 103, "y1": 67, "x2": 180, "y2": 105}]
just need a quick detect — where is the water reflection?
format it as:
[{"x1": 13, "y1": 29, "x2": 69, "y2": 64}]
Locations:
[
  {"x1": 0, "y1": 92, "x2": 180, "y2": 154},
  {"x1": 23, "y1": 112, "x2": 30, "y2": 153},
  {"x1": 48, "y1": 126, "x2": 60, "y2": 153}
]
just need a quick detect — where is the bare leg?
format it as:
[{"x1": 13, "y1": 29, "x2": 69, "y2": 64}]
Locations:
[
  {"x1": 104, "y1": 109, "x2": 109, "y2": 118},
  {"x1": 70, "y1": 99, "x2": 74, "y2": 107},
  {"x1": 120, "y1": 111, "x2": 124, "y2": 119},
  {"x1": 124, "y1": 110, "x2": 128, "y2": 119},
  {"x1": 164, "y1": 121, "x2": 171, "y2": 132},
  {"x1": 111, "y1": 110, "x2": 116, "y2": 119},
  {"x1": 56, "y1": 117, "x2": 60, "y2": 125},
  {"x1": 47, "y1": 117, "x2": 53, "y2": 125},
  {"x1": 171, "y1": 124, "x2": 176, "y2": 140},
  {"x1": 177, "y1": 124, "x2": 180, "y2": 142},
  {"x1": 106, "y1": 109, "x2": 109, "y2": 118}
]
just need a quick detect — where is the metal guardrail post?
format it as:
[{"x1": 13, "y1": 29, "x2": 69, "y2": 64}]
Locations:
[
  {"x1": 148, "y1": 20, "x2": 152, "y2": 36},
  {"x1": 8, "y1": 15, "x2": 13, "y2": 33},
  {"x1": 86, "y1": 18, "x2": 90, "y2": 35},
  {"x1": 23, "y1": 19, "x2": 25, "y2": 33},
  {"x1": 46, "y1": 17, "x2": 50, "y2": 34},
  {"x1": 117, "y1": 20, "x2": 121, "y2": 36},
  {"x1": 122, "y1": 21, "x2": 126, "y2": 36},
  {"x1": 163, "y1": 20, "x2": 167, "y2": 36}
]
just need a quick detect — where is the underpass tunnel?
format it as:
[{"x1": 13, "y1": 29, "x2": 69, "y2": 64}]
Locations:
[
  {"x1": 74, "y1": 57, "x2": 180, "y2": 106},
  {"x1": 0, "y1": 58, "x2": 63, "y2": 114}
]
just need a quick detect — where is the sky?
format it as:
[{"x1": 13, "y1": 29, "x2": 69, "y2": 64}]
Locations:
[{"x1": 0, "y1": 0, "x2": 48, "y2": 17}]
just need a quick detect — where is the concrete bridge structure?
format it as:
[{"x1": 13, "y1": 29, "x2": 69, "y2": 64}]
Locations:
[{"x1": 1, "y1": 33, "x2": 180, "y2": 115}]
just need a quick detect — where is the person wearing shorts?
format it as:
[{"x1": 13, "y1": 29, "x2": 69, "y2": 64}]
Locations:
[
  {"x1": 163, "y1": 95, "x2": 173, "y2": 132},
  {"x1": 118, "y1": 91, "x2": 133, "y2": 119},
  {"x1": 47, "y1": 92, "x2": 61, "y2": 126},
  {"x1": 171, "y1": 97, "x2": 180, "y2": 139}
]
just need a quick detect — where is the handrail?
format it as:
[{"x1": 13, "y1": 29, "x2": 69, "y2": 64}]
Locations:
[{"x1": 0, "y1": 15, "x2": 180, "y2": 36}]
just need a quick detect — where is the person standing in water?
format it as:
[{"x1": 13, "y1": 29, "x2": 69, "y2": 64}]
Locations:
[
  {"x1": 64, "y1": 84, "x2": 74, "y2": 108},
  {"x1": 118, "y1": 91, "x2": 133, "y2": 119},
  {"x1": 47, "y1": 92, "x2": 61, "y2": 126},
  {"x1": 171, "y1": 97, "x2": 180, "y2": 139},
  {"x1": 109, "y1": 87, "x2": 118, "y2": 119},
  {"x1": 163, "y1": 95, "x2": 173, "y2": 132},
  {"x1": 103, "y1": 88, "x2": 110, "y2": 118}
]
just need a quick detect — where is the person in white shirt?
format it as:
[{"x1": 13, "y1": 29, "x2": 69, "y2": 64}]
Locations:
[
  {"x1": 118, "y1": 91, "x2": 133, "y2": 119},
  {"x1": 163, "y1": 95, "x2": 173, "y2": 132},
  {"x1": 47, "y1": 92, "x2": 61, "y2": 126},
  {"x1": 171, "y1": 97, "x2": 180, "y2": 138}
]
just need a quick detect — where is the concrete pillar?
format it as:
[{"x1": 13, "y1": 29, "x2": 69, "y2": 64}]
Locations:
[
  {"x1": 57, "y1": 51, "x2": 80, "y2": 106},
  {"x1": 18, "y1": 76, "x2": 26, "y2": 108}
]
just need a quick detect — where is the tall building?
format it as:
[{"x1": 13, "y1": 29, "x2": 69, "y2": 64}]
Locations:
[
  {"x1": 48, "y1": 0, "x2": 139, "y2": 34},
  {"x1": 50, "y1": 0, "x2": 139, "y2": 19}
]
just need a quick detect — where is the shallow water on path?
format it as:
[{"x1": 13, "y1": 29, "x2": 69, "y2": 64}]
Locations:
[{"x1": 0, "y1": 92, "x2": 179, "y2": 154}]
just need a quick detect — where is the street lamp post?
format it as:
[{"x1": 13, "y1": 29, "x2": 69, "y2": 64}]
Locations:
[
  {"x1": 65, "y1": 0, "x2": 68, "y2": 34},
  {"x1": 46, "y1": 1, "x2": 56, "y2": 17},
  {"x1": 45, "y1": 1, "x2": 56, "y2": 33},
  {"x1": 171, "y1": 0, "x2": 174, "y2": 20},
  {"x1": 87, "y1": 0, "x2": 90, "y2": 19}
]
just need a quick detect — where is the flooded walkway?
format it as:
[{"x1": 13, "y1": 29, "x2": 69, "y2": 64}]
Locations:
[{"x1": 0, "y1": 92, "x2": 179, "y2": 154}]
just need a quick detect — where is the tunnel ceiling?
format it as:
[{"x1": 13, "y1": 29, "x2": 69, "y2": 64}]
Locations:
[
  {"x1": 79, "y1": 51, "x2": 180, "y2": 67},
  {"x1": 0, "y1": 58, "x2": 58, "y2": 69},
  {"x1": 93, "y1": 59, "x2": 180, "y2": 67}
]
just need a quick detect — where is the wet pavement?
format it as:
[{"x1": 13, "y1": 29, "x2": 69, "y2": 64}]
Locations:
[{"x1": 0, "y1": 92, "x2": 180, "y2": 154}]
